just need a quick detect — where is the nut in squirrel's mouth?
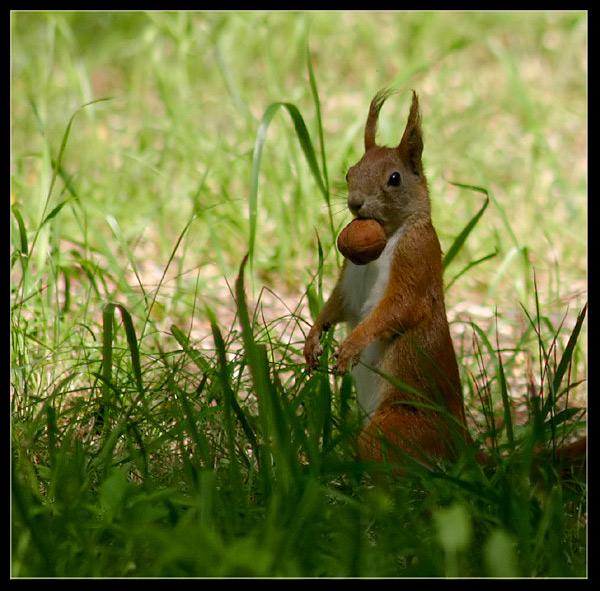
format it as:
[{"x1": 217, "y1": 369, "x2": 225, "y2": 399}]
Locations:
[
  {"x1": 355, "y1": 214, "x2": 386, "y2": 228},
  {"x1": 355, "y1": 214, "x2": 380, "y2": 223}
]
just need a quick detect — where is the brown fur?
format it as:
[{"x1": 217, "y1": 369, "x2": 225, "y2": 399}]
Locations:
[{"x1": 304, "y1": 90, "x2": 468, "y2": 466}]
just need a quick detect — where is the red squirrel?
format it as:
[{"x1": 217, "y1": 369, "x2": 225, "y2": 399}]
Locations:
[
  {"x1": 304, "y1": 89, "x2": 469, "y2": 466},
  {"x1": 303, "y1": 90, "x2": 585, "y2": 472}
]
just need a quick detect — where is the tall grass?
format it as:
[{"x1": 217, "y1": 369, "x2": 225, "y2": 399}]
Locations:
[
  {"x1": 11, "y1": 246, "x2": 586, "y2": 576},
  {"x1": 12, "y1": 12, "x2": 586, "y2": 577}
]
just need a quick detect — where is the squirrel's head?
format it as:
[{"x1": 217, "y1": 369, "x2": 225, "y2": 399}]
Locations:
[{"x1": 346, "y1": 90, "x2": 430, "y2": 235}]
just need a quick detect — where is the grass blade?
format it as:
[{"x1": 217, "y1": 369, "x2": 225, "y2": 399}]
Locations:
[
  {"x1": 14, "y1": 97, "x2": 111, "y2": 298},
  {"x1": 235, "y1": 254, "x2": 298, "y2": 490},
  {"x1": 40, "y1": 198, "x2": 71, "y2": 228},
  {"x1": 207, "y1": 310, "x2": 260, "y2": 462},
  {"x1": 467, "y1": 319, "x2": 515, "y2": 449},
  {"x1": 249, "y1": 101, "x2": 327, "y2": 269},
  {"x1": 142, "y1": 214, "x2": 197, "y2": 340},
  {"x1": 443, "y1": 182, "x2": 490, "y2": 271},
  {"x1": 105, "y1": 215, "x2": 148, "y2": 305},
  {"x1": 494, "y1": 316, "x2": 514, "y2": 449},
  {"x1": 101, "y1": 303, "x2": 145, "y2": 416},
  {"x1": 11, "y1": 205, "x2": 29, "y2": 258},
  {"x1": 445, "y1": 250, "x2": 497, "y2": 291},
  {"x1": 210, "y1": 315, "x2": 243, "y2": 495},
  {"x1": 170, "y1": 323, "x2": 212, "y2": 374},
  {"x1": 552, "y1": 303, "x2": 587, "y2": 397},
  {"x1": 305, "y1": 33, "x2": 334, "y2": 239}
]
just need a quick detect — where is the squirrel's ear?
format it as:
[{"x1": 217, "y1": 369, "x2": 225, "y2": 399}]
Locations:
[
  {"x1": 364, "y1": 88, "x2": 394, "y2": 151},
  {"x1": 397, "y1": 91, "x2": 423, "y2": 176}
]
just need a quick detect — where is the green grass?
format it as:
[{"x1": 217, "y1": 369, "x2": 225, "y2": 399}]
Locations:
[{"x1": 11, "y1": 11, "x2": 586, "y2": 577}]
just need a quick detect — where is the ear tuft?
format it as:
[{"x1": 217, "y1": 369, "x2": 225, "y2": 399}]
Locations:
[
  {"x1": 397, "y1": 91, "x2": 424, "y2": 176},
  {"x1": 364, "y1": 88, "x2": 395, "y2": 151}
]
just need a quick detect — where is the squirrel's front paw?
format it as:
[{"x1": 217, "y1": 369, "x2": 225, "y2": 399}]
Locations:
[
  {"x1": 334, "y1": 340, "x2": 362, "y2": 375},
  {"x1": 303, "y1": 333, "x2": 323, "y2": 373}
]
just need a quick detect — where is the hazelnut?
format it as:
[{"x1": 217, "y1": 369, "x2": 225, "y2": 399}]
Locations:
[{"x1": 337, "y1": 218, "x2": 387, "y2": 265}]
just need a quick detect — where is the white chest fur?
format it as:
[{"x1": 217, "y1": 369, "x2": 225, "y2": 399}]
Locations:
[
  {"x1": 339, "y1": 227, "x2": 404, "y2": 419},
  {"x1": 340, "y1": 226, "x2": 404, "y2": 327}
]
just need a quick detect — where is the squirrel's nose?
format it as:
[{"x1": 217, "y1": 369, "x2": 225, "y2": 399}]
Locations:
[{"x1": 348, "y1": 193, "x2": 364, "y2": 215}]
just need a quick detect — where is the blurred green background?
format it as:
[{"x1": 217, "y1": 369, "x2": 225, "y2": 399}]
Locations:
[{"x1": 11, "y1": 11, "x2": 586, "y2": 308}]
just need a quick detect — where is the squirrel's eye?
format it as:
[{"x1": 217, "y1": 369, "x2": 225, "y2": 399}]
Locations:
[{"x1": 388, "y1": 172, "x2": 401, "y2": 186}]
